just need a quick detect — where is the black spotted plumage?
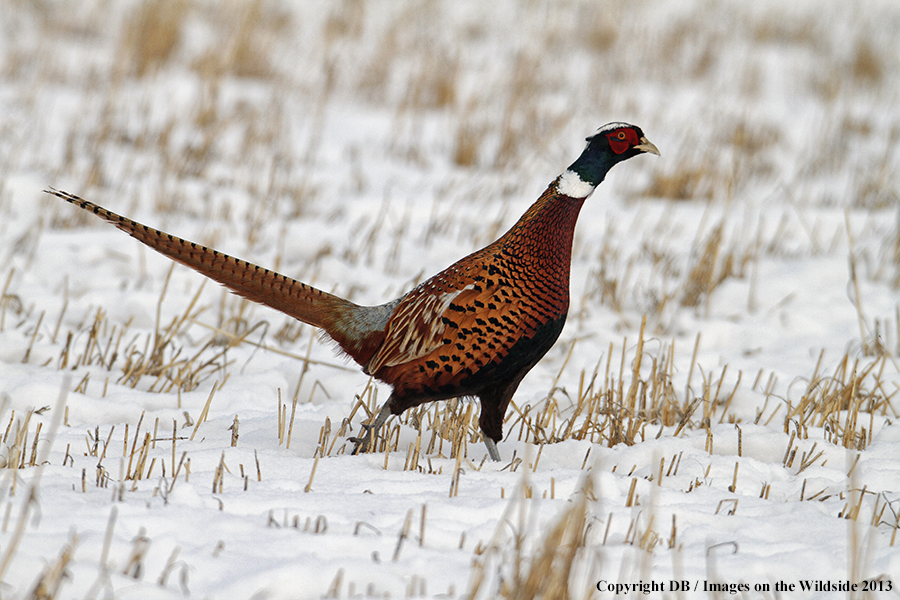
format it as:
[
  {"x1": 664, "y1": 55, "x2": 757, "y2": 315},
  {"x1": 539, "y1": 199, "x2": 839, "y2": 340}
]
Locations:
[{"x1": 47, "y1": 122, "x2": 659, "y2": 461}]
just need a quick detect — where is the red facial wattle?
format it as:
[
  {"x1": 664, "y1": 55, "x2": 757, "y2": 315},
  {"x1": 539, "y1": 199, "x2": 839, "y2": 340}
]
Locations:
[{"x1": 607, "y1": 128, "x2": 640, "y2": 154}]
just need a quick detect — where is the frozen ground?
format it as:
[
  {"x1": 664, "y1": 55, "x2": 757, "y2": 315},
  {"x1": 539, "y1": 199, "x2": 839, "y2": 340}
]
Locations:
[{"x1": 1, "y1": 1, "x2": 899, "y2": 598}]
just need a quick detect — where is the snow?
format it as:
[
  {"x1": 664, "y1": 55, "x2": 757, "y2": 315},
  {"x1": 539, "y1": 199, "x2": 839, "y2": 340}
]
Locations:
[{"x1": 1, "y1": 0, "x2": 899, "y2": 598}]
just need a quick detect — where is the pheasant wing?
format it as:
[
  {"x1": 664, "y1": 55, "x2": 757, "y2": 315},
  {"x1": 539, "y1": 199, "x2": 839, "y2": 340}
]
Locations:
[
  {"x1": 366, "y1": 256, "x2": 549, "y2": 388},
  {"x1": 365, "y1": 278, "x2": 479, "y2": 374}
]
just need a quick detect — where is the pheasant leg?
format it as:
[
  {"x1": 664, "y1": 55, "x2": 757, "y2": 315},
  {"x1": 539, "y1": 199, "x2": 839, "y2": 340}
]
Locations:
[
  {"x1": 349, "y1": 403, "x2": 393, "y2": 455},
  {"x1": 483, "y1": 437, "x2": 501, "y2": 462}
]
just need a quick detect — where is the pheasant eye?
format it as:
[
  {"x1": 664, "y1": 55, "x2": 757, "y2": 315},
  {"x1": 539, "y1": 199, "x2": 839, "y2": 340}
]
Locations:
[{"x1": 617, "y1": 131, "x2": 627, "y2": 140}]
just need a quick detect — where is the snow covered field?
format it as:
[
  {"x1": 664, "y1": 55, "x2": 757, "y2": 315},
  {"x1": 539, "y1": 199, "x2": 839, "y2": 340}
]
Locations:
[{"x1": 1, "y1": 0, "x2": 899, "y2": 597}]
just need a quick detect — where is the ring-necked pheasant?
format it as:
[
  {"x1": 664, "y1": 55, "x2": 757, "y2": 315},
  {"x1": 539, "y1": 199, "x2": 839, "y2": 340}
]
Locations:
[{"x1": 46, "y1": 122, "x2": 658, "y2": 461}]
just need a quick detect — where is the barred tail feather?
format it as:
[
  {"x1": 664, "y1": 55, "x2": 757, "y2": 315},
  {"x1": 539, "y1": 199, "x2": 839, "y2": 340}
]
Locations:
[{"x1": 46, "y1": 188, "x2": 357, "y2": 337}]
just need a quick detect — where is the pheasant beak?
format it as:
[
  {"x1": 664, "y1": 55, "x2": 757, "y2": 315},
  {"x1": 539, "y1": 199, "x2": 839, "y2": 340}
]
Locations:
[{"x1": 634, "y1": 136, "x2": 661, "y2": 156}]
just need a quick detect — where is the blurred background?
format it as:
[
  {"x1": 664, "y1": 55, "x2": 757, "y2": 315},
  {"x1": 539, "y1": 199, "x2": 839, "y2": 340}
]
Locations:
[{"x1": 3, "y1": 0, "x2": 896, "y2": 214}]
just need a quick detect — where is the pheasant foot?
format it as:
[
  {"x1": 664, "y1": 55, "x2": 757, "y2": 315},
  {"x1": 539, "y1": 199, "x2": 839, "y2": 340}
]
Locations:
[{"x1": 349, "y1": 403, "x2": 392, "y2": 455}]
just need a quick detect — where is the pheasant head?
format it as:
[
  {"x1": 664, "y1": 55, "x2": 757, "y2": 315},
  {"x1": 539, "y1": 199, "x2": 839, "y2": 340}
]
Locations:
[{"x1": 557, "y1": 122, "x2": 660, "y2": 198}]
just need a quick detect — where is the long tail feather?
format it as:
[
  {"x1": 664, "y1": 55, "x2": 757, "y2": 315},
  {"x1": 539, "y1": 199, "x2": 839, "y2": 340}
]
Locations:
[{"x1": 46, "y1": 188, "x2": 357, "y2": 335}]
